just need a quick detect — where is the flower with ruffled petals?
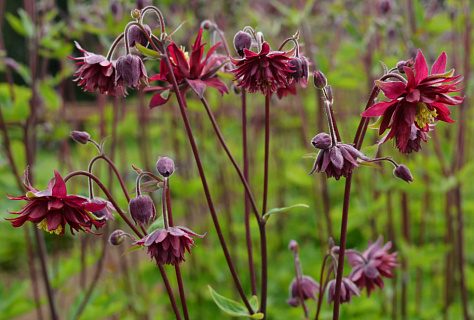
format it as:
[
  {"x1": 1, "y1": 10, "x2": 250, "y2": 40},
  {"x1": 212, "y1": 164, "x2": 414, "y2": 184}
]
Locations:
[
  {"x1": 231, "y1": 42, "x2": 294, "y2": 95},
  {"x1": 145, "y1": 28, "x2": 228, "y2": 108},
  {"x1": 69, "y1": 42, "x2": 124, "y2": 97},
  {"x1": 327, "y1": 278, "x2": 360, "y2": 304},
  {"x1": 134, "y1": 226, "x2": 204, "y2": 265},
  {"x1": 6, "y1": 169, "x2": 107, "y2": 235},
  {"x1": 347, "y1": 236, "x2": 400, "y2": 296},
  {"x1": 309, "y1": 133, "x2": 371, "y2": 180},
  {"x1": 362, "y1": 49, "x2": 464, "y2": 153},
  {"x1": 286, "y1": 275, "x2": 320, "y2": 307},
  {"x1": 115, "y1": 54, "x2": 147, "y2": 90}
]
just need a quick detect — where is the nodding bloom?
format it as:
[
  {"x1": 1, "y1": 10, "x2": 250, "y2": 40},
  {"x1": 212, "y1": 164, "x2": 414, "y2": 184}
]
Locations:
[
  {"x1": 347, "y1": 236, "x2": 400, "y2": 296},
  {"x1": 286, "y1": 275, "x2": 320, "y2": 307},
  {"x1": 134, "y1": 226, "x2": 204, "y2": 265},
  {"x1": 6, "y1": 169, "x2": 107, "y2": 235},
  {"x1": 115, "y1": 54, "x2": 147, "y2": 91},
  {"x1": 146, "y1": 28, "x2": 229, "y2": 108},
  {"x1": 389, "y1": 123, "x2": 433, "y2": 154},
  {"x1": 69, "y1": 42, "x2": 124, "y2": 97},
  {"x1": 309, "y1": 133, "x2": 371, "y2": 180},
  {"x1": 362, "y1": 49, "x2": 464, "y2": 153},
  {"x1": 231, "y1": 41, "x2": 294, "y2": 95},
  {"x1": 327, "y1": 277, "x2": 360, "y2": 304}
]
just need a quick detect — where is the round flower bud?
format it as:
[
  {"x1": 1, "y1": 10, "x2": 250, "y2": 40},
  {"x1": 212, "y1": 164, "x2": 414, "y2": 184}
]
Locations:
[
  {"x1": 156, "y1": 157, "x2": 175, "y2": 178},
  {"x1": 288, "y1": 240, "x2": 299, "y2": 252},
  {"x1": 129, "y1": 195, "x2": 156, "y2": 226},
  {"x1": 393, "y1": 164, "x2": 414, "y2": 183},
  {"x1": 396, "y1": 59, "x2": 414, "y2": 74},
  {"x1": 288, "y1": 57, "x2": 309, "y2": 83},
  {"x1": 115, "y1": 54, "x2": 147, "y2": 89},
  {"x1": 70, "y1": 131, "x2": 90, "y2": 144},
  {"x1": 200, "y1": 20, "x2": 214, "y2": 30},
  {"x1": 313, "y1": 70, "x2": 328, "y2": 89},
  {"x1": 109, "y1": 229, "x2": 126, "y2": 246},
  {"x1": 128, "y1": 24, "x2": 151, "y2": 48},
  {"x1": 311, "y1": 133, "x2": 332, "y2": 149},
  {"x1": 233, "y1": 31, "x2": 252, "y2": 57}
]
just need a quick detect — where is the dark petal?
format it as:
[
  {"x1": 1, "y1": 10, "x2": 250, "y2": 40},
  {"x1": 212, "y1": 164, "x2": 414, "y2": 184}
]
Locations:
[
  {"x1": 376, "y1": 80, "x2": 406, "y2": 99},
  {"x1": 405, "y1": 89, "x2": 420, "y2": 102},
  {"x1": 46, "y1": 210, "x2": 63, "y2": 231},
  {"x1": 52, "y1": 170, "x2": 67, "y2": 198},
  {"x1": 361, "y1": 100, "x2": 398, "y2": 118},
  {"x1": 414, "y1": 49, "x2": 428, "y2": 85},
  {"x1": 431, "y1": 52, "x2": 447, "y2": 75},
  {"x1": 329, "y1": 147, "x2": 344, "y2": 169}
]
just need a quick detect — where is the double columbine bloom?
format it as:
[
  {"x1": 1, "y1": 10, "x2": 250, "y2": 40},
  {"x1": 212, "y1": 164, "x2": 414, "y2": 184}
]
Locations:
[
  {"x1": 362, "y1": 49, "x2": 464, "y2": 153},
  {"x1": 346, "y1": 236, "x2": 400, "y2": 296},
  {"x1": 7, "y1": 169, "x2": 106, "y2": 235},
  {"x1": 146, "y1": 28, "x2": 229, "y2": 108}
]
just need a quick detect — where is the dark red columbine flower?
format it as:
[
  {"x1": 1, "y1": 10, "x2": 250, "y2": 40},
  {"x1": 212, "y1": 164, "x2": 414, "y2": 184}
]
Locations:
[
  {"x1": 286, "y1": 275, "x2": 320, "y2": 307},
  {"x1": 327, "y1": 277, "x2": 360, "y2": 304},
  {"x1": 145, "y1": 28, "x2": 229, "y2": 108},
  {"x1": 309, "y1": 133, "x2": 371, "y2": 180},
  {"x1": 347, "y1": 236, "x2": 400, "y2": 297},
  {"x1": 115, "y1": 54, "x2": 147, "y2": 91},
  {"x1": 231, "y1": 42, "x2": 294, "y2": 95},
  {"x1": 6, "y1": 169, "x2": 107, "y2": 235},
  {"x1": 134, "y1": 226, "x2": 204, "y2": 265},
  {"x1": 362, "y1": 49, "x2": 464, "y2": 153},
  {"x1": 69, "y1": 42, "x2": 124, "y2": 97}
]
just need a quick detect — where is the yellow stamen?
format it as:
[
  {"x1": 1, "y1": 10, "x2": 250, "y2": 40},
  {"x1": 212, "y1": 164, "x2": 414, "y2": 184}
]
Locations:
[
  {"x1": 179, "y1": 46, "x2": 189, "y2": 61},
  {"x1": 415, "y1": 103, "x2": 437, "y2": 128},
  {"x1": 37, "y1": 218, "x2": 62, "y2": 235}
]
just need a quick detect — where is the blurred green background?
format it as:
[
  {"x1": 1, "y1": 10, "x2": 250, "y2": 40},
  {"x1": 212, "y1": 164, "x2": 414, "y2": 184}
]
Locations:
[{"x1": 0, "y1": 0, "x2": 473, "y2": 319}]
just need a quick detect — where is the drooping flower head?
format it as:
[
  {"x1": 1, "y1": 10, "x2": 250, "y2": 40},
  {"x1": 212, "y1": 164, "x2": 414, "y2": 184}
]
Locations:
[
  {"x1": 347, "y1": 236, "x2": 400, "y2": 296},
  {"x1": 69, "y1": 42, "x2": 124, "y2": 97},
  {"x1": 327, "y1": 277, "x2": 360, "y2": 304},
  {"x1": 362, "y1": 49, "x2": 464, "y2": 153},
  {"x1": 115, "y1": 54, "x2": 147, "y2": 91},
  {"x1": 231, "y1": 41, "x2": 294, "y2": 95},
  {"x1": 134, "y1": 226, "x2": 204, "y2": 265},
  {"x1": 6, "y1": 169, "x2": 107, "y2": 235},
  {"x1": 146, "y1": 28, "x2": 229, "y2": 108},
  {"x1": 309, "y1": 133, "x2": 371, "y2": 180},
  {"x1": 286, "y1": 275, "x2": 320, "y2": 307}
]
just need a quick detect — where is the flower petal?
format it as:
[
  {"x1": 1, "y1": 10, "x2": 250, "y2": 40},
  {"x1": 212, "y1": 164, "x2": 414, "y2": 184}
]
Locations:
[
  {"x1": 375, "y1": 80, "x2": 406, "y2": 99},
  {"x1": 414, "y1": 49, "x2": 428, "y2": 85},
  {"x1": 361, "y1": 100, "x2": 398, "y2": 117},
  {"x1": 431, "y1": 52, "x2": 447, "y2": 75},
  {"x1": 52, "y1": 170, "x2": 67, "y2": 198}
]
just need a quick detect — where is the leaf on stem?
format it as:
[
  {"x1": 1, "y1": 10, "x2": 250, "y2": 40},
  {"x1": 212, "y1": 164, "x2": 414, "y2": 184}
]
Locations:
[
  {"x1": 263, "y1": 204, "x2": 309, "y2": 222},
  {"x1": 208, "y1": 286, "x2": 264, "y2": 319},
  {"x1": 136, "y1": 43, "x2": 160, "y2": 58}
]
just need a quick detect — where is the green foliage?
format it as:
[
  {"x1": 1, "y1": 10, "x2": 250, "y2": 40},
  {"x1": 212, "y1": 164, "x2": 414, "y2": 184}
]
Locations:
[{"x1": 208, "y1": 286, "x2": 263, "y2": 319}]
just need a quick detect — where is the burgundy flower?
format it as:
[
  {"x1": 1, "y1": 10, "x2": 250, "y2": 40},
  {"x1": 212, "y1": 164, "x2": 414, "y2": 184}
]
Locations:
[
  {"x1": 231, "y1": 42, "x2": 294, "y2": 95},
  {"x1": 286, "y1": 275, "x2": 320, "y2": 307},
  {"x1": 69, "y1": 42, "x2": 124, "y2": 97},
  {"x1": 115, "y1": 54, "x2": 147, "y2": 90},
  {"x1": 88, "y1": 197, "x2": 115, "y2": 221},
  {"x1": 347, "y1": 236, "x2": 400, "y2": 296},
  {"x1": 145, "y1": 28, "x2": 228, "y2": 108},
  {"x1": 134, "y1": 226, "x2": 204, "y2": 265},
  {"x1": 362, "y1": 49, "x2": 464, "y2": 153},
  {"x1": 309, "y1": 133, "x2": 371, "y2": 180},
  {"x1": 6, "y1": 169, "x2": 107, "y2": 235},
  {"x1": 382, "y1": 123, "x2": 432, "y2": 154},
  {"x1": 327, "y1": 278, "x2": 360, "y2": 304}
]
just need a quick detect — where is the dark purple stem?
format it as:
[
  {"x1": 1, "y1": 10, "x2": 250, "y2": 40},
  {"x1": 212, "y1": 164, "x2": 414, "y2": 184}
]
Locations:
[
  {"x1": 88, "y1": 154, "x2": 131, "y2": 202},
  {"x1": 315, "y1": 254, "x2": 330, "y2": 320},
  {"x1": 262, "y1": 94, "x2": 271, "y2": 215},
  {"x1": 159, "y1": 265, "x2": 182, "y2": 320}
]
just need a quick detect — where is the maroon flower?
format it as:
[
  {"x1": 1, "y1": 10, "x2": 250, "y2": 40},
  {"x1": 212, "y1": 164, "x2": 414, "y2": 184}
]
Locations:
[
  {"x1": 115, "y1": 54, "x2": 147, "y2": 90},
  {"x1": 231, "y1": 42, "x2": 294, "y2": 95},
  {"x1": 69, "y1": 42, "x2": 124, "y2": 97},
  {"x1": 286, "y1": 275, "x2": 320, "y2": 307},
  {"x1": 347, "y1": 236, "x2": 400, "y2": 296},
  {"x1": 309, "y1": 133, "x2": 371, "y2": 180},
  {"x1": 327, "y1": 278, "x2": 360, "y2": 304},
  {"x1": 145, "y1": 28, "x2": 228, "y2": 108},
  {"x1": 6, "y1": 169, "x2": 107, "y2": 235},
  {"x1": 362, "y1": 49, "x2": 464, "y2": 153},
  {"x1": 134, "y1": 226, "x2": 204, "y2": 265}
]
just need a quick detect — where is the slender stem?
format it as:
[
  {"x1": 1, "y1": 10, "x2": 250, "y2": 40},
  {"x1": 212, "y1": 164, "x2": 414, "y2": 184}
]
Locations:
[
  {"x1": 294, "y1": 256, "x2": 309, "y2": 318},
  {"x1": 105, "y1": 33, "x2": 125, "y2": 61},
  {"x1": 73, "y1": 224, "x2": 109, "y2": 320},
  {"x1": 64, "y1": 171, "x2": 143, "y2": 238},
  {"x1": 262, "y1": 94, "x2": 271, "y2": 215},
  {"x1": 259, "y1": 222, "x2": 268, "y2": 318},
  {"x1": 88, "y1": 155, "x2": 131, "y2": 202},
  {"x1": 166, "y1": 179, "x2": 174, "y2": 227},
  {"x1": 242, "y1": 89, "x2": 258, "y2": 296},
  {"x1": 401, "y1": 192, "x2": 409, "y2": 320},
  {"x1": 174, "y1": 266, "x2": 189, "y2": 320},
  {"x1": 159, "y1": 265, "x2": 182, "y2": 320},
  {"x1": 162, "y1": 178, "x2": 169, "y2": 229},
  {"x1": 25, "y1": 226, "x2": 44, "y2": 320},
  {"x1": 200, "y1": 97, "x2": 260, "y2": 220},
  {"x1": 323, "y1": 100, "x2": 337, "y2": 146},
  {"x1": 161, "y1": 50, "x2": 253, "y2": 313},
  {"x1": 141, "y1": 6, "x2": 166, "y2": 36},
  {"x1": 315, "y1": 254, "x2": 330, "y2": 320}
]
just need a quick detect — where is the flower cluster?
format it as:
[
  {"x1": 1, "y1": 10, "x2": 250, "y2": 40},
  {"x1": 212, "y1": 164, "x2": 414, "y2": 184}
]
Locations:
[
  {"x1": 362, "y1": 49, "x2": 464, "y2": 153},
  {"x1": 7, "y1": 169, "x2": 106, "y2": 235}
]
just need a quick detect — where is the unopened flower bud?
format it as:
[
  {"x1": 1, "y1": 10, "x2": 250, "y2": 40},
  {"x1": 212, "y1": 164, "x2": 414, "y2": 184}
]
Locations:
[
  {"x1": 233, "y1": 31, "x2": 252, "y2": 57},
  {"x1": 201, "y1": 20, "x2": 214, "y2": 30},
  {"x1": 288, "y1": 240, "x2": 299, "y2": 252},
  {"x1": 313, "y1": 70, "x2": 327, "y2": 89},
  {"x1": 289, "y1": 56, "x2": 309, "y2": 83},
  {"x1": 70, "y1": 131, "x2": 90, "y2": 144},
  {"x1": 397, "y1": 59, "x2": 414, "y2": 74},
  {"x1": 379, "y1": 0, "x2": 393, "y2": 14},
  {"x1": 156, "y1": 157, "x2": 175, "y2": 178},
  {"x1": 115, "y1": 54, "x2": 147, "y2": 89},
  {"x1": 109, "y1": 229, "x2": 126, "y2": 246},
  {"x1": 129, "y1": 195, "x2": 156, "y2": 226},
  {"x1": 131, "y1": 9, "x2": 140, "y2": 19},
  {"x1": 311, "y1": 133, "x2": 332, "y2": 149},
  {"x1": 325, "y1": 85, "x2": 334, "y2": 103},
  {"x1": 393, "y1": 164, "x2": 414, "y2": 183},
  {"x1": 128, "y1": 24, "x2": 151, "y2": 47}
]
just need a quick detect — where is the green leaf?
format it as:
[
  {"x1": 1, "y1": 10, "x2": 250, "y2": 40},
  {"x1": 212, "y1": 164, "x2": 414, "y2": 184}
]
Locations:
[
  {"x1": 5, "y1": 13, "x2": 27, "y2": 37},
  {"x1": 136, "y1": 43, "x2": 160, "y2": 58},
  {"x1": 249, "y1": 296, "x2": 259, "y2": 313},
  {"x1": 208, "y1": 285, "x2": 262, "y2": 318},
  {"x1": 17, "y1": 9, "x2": 34, "y2": 39},
  {"x1": 360, "y1": 144, "x2": 379, "y2": 159},
  {"x1": 368, "y1": 116, "x2": 383, "y2": 130},
  {"x1": 147, "y1": 216, "x2": 164, "y2": 233},
  {"x1": 122, "y1": 245, "x2": 143, "y2": 255},
  {"x1": 263, "y1": 204, "x2": 309, "y2": 221},
  {"x1": 302, "y1": 152, "x2": 318, "y2": 159}
]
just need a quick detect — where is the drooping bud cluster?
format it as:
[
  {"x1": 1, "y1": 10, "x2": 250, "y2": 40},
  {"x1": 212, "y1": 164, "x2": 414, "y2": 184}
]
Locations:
[
  {"x1": 287, "y1": 276, "x2": 320, "y2": 307},
  {"x1": 313, "y1": 70, "x2": 328, "y2": 89},
  {"x1": 327, "y1": 278, "x2": 360, "y2": 304},
  {"x1": 156, "y1": 157, "x2": 175, "y2": 178},
  {"x1": 233, "y1": 31, "x2": 252, "y2": 57},
  {"x1": 115, "y1": 54, "x2": 148, "y2": 90},
  {"x1": 70, "y1": 131, "x2": 90, "y2": 145},
  {"x1": 128, "y1": 24, "x2": 152, "y2": 48},
  {"x1": 129, "y1": 195, "x2": 156, "y2": 227},
  {"x1": 393, "y1": 164, "x2": 414, "y2": 183},
  {"x1": 288, "y1": 56, "x2": 309, "y2": 84}
]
